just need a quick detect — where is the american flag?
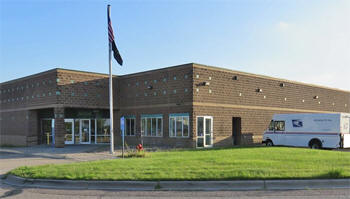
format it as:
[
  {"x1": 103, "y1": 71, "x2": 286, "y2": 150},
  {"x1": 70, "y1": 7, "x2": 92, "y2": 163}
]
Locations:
[{"x1": 108, "y1": 6, "x2": 123, "y2": 66}]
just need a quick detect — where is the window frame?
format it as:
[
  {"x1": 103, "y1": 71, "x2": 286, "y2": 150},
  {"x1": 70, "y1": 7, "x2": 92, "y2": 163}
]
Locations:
[
  {"x1": 169, "y1": 113, "x2": 190, "y2": 138},
  {"x1": 140, "y1": 114, "x2": 163, "y2": 137}
]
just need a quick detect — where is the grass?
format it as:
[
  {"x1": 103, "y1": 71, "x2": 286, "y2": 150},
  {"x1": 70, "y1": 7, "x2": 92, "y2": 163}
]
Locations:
[{"x1": 9, "y1": 147, "x2": 350, "y2": 181}]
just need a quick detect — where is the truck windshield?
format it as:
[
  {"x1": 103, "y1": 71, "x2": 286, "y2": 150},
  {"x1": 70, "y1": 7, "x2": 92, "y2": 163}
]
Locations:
[{"x1": 268, "y1": 120, "x2": 274, "y2": 131}]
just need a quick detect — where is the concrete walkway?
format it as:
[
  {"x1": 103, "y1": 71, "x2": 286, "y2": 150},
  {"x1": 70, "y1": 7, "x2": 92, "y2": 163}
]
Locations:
[{"x1": 0, "y1": 145, "x2": 117, "y2": 175}]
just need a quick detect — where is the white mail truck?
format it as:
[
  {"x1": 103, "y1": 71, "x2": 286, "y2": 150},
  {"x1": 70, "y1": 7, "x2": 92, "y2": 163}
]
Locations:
[{"x1": 262, "y1": 113, "x2": 350, "y2": 149}]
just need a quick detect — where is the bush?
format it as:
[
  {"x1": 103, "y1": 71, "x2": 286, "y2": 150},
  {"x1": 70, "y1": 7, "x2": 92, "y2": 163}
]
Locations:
[{"x1": 123, "y1": 150, "x2": 147, "y2": 158}]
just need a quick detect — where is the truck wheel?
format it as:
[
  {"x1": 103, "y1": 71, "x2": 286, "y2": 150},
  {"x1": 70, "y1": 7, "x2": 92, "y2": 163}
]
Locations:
[
  {"x1": 310, "y1": 140, "x2": 322, "y2": 149},
  {"x1": 266, "y1": 140, "x2": 273, "y2": 147}
]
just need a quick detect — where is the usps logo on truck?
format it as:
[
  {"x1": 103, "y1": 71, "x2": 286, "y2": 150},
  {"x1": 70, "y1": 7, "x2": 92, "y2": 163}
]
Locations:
[{"x1": 292, "y1": 119, "x2": 303, "y2": 127}]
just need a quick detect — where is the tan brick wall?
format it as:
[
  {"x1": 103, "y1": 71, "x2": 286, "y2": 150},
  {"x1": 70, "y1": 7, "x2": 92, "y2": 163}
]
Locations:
[
  {"x1": 192, "y1": 64, "x2": 350, "y2": 113},
  {"x1": 1, "y1": 63, "x2": 349, "y2": 148},
  {"x1": 0, "y1": 110, "x2": 39, "y2": 146},
  {"x1": 0, "y1": 70, "x2": 57, "y2": 110},
  {"x1": 116, "y1": 64, "x2": 193, "y2": 108},
  {"x1": 192, "y1": 64, "x2": 350, "y2": 146},
  {"x1": 56, "y1": 70, "x2": 110, "y2": 108}
]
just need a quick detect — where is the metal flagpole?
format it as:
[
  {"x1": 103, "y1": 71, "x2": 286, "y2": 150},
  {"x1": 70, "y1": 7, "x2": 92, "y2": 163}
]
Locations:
[{"x1": 108, "y1": 5, "x2": 114, "y2": 154}]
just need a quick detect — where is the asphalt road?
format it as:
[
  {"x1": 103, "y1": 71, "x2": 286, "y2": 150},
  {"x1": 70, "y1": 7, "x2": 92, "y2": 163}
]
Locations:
[{"x1": 0, "y1": 184, "x2": 350, "y2": 199}]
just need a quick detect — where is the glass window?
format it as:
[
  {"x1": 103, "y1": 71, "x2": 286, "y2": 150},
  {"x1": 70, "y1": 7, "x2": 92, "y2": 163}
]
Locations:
[
  {"x1": 141, "y1": 118, "x2": 145, "y2": 136},
  {"x1": 197, "y1": 117, "x2": 204, "y2": 136},
  {"x1": 275, "y1": 121, "x2": 285, "y2": 131},
  {"x1": 170, "y1": 117, "x2": 175, "y2": 137},
  {"x1": 141, "y1": 115, "x2": 163, "y2": 137},
  {"x1": 176, "y1": 117, "x2": 182, "y2": 137},
  {"x1": 124, "y1": 117, "x2": 136, "y2": 136},
  {"x1": 96, "y1": 119, "x2": 110, "y2": 143},
  {"x1": 74, "y1": 119, "x2": 80, "y2": 144},
  {"x1": 157, "y1": 118, "x2": 162, "y2": 136},
  {"x1": 151, "y1": 118, "x2": 157, "y2": 136},
  {"x1": 91, "y1": 119, "x2": 96, "y2": 143},
  {"x1": 131, "y1": 118, "x2": 135, "y2": 135},
  {"x1": 268, "y1": 120, "x2": 274, "y2": 131},
  {"x1": 126, "y1": 118, "x2": 131, "y2": 134},
  {"x1": 183, "y1": 116, "x2": 189, "y2": 137},
  {"x1": 169, "y1": 114, "x2": 190, "y2": 138},
  {"x1": 146, "y1": 118, "x2": 152, "y2": 136},
  {"x1": 41, "y1": 119, "x2": 53, "y2": 144}
]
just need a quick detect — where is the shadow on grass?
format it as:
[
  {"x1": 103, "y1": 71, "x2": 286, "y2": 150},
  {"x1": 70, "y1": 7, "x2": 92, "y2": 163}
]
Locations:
[
  {"x1": 154, "y1": 145, "x2": 267, "y2": 153},
  {"x1": 315, "y1": 169, "x2": 346, "y2": 179}
]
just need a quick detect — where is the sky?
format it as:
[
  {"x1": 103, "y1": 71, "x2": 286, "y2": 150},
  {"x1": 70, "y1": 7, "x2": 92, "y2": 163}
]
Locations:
[{"x1": 0, "y1": 0, "x2": 349, "y2": 91}]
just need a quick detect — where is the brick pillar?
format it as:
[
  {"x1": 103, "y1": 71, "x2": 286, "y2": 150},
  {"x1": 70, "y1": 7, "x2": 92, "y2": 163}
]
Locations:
[{"x1": 54, "y1": 107, "x2": 65, "y2": 148}]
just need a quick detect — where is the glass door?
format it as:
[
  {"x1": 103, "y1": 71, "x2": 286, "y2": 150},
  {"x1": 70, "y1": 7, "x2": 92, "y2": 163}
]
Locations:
[
  {"x1": 196, "y1": 116, "x2": 213, "y2": 148},
  {"x1": 41, "y1": 119, "x2": 54, "y2": 145},
  {"x1": 80, "y1": 119, "x2": 91, "y2": 144},
  {"x1": 64, "y1": 119, "x2": 74, "y2": 144}
]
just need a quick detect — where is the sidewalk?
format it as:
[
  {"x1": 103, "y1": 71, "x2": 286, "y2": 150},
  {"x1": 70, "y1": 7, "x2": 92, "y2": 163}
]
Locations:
[
  {"x1": 0, "y1": 145, "x2": 117, "y2": 175},
  {"x1": 4, "y1": 174, "x2": 350, "y2": 191}
]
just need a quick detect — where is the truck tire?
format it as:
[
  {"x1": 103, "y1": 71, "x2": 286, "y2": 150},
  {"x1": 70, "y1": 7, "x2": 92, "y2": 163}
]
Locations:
[
  {"x1": 309, "y1": 139, "x2": 322, "y2": 149},
  {"x1": 266, "y1": 140, "x2": 274, "y2": 147}
]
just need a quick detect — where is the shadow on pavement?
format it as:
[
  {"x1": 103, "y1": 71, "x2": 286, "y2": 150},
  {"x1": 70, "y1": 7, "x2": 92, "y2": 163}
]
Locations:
[
  {"x1": 0, "y1": 189, "x2": 23, "y2": 199},
  {"x1": 0, "y1": 145, "x2": 109, "y2": 160}
]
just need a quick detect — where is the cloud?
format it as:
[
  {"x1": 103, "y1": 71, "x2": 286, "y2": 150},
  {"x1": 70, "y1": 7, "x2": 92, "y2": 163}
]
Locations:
[{"x1": 277, "y1": 21, "x2": 289, "y2": 30}]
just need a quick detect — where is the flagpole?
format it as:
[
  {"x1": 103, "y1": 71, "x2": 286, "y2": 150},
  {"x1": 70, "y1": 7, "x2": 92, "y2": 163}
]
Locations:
[{"x1": 108, "y1": 5, "x2": 114, "y2": 154}]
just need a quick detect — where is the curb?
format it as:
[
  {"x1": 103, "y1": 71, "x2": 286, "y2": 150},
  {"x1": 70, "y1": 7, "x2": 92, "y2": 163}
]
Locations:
[{"x1": 4, "y1": 175, "x2": 350, "y2": 191}]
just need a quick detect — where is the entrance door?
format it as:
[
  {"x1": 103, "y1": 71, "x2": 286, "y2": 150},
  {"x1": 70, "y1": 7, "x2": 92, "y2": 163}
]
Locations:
[
  {"x1": 64, "y1": 119, "x2": 74, "y2": 144},
  {"x1": 232, "y1": 117, "x2": 242, "y2": 145},
  {"x1": 80, "y1": 119, "x2": 91, "y2": 144},
  {"x1": 197, "y1": 116, "x2": 213, "y2": 148}
]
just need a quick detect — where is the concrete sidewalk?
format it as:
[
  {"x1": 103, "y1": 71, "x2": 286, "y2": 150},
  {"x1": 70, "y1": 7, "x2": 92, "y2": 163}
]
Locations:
[
  {"x1": 4, "y1": 174, "x2": 350, "y2": 191},
  {"x1": 0, "y1": 145, "x2": 117, "y2": 175}
]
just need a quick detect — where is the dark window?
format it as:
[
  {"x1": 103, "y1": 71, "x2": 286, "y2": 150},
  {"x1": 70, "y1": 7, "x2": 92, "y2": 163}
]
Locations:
[
  {"x1": 268, "y1": 120, "x2": 274, "y2": 131},
  {"x1": 125, "y1": 118, "x2": 136, "y2": 136}
]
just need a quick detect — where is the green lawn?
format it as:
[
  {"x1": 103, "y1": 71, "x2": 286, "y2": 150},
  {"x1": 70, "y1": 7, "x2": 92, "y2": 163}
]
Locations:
[{"x1": 10, "y1": 147, "x2": 350, "y2": 181}]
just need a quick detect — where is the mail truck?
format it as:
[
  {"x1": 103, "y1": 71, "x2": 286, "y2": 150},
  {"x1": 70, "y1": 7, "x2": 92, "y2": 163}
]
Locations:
[{"x1": 262, "y1": 113, "x2": 350, "y2": 149}]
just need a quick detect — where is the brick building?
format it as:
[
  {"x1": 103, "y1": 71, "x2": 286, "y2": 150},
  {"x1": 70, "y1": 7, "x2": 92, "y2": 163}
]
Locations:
[{"x1": 1, "y1": 63, "x2": 349, "y2": 148}]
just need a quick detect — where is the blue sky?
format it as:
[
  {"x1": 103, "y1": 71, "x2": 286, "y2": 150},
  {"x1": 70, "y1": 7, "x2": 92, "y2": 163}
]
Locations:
[{"x1": 1, "y1": 0, "x2": 349, "y2": 90}]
